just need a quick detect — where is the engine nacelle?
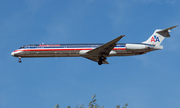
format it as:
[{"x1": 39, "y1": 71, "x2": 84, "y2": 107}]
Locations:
[
  {"x1": 79, "y1": 50, "x2": 90, "y2": 55},
  {"x1": 109, "y1": 50, "x2": 117, "y2": 55},
  {"x1": 126, "y1": 44, "x2": 148, "y2": 50}
]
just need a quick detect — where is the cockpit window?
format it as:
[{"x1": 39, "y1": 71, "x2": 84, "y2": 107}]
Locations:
[{"x1": 19, "y1": 46, "x2": 25, "y2": 49}]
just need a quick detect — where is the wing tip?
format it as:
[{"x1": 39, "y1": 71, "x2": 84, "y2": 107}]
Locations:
[{"x1": 170, "y1": 25, "x2": 178, "y2": 29}]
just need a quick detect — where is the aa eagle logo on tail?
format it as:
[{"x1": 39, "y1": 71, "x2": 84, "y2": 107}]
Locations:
[{"x1": 151, "y1": 35, "x2": 160, "y2": 42}]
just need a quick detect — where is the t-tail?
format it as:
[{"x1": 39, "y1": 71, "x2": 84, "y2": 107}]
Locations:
[{"x1": 142, "y1": 25, "x2": 178, "y2": 46}]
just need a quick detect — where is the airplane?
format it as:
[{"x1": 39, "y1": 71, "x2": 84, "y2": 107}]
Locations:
[{"x1": 11, "y1": 25, "x2": 177, "y2": 65}]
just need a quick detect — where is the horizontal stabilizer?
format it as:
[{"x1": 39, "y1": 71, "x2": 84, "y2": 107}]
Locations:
[{"x1": 156, "y1": 25, "x2": 178, "y2": 37}]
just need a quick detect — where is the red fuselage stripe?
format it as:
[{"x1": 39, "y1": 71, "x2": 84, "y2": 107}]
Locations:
[{"x1": 13, "y1": 48, "x2": 126, "y2": 52}]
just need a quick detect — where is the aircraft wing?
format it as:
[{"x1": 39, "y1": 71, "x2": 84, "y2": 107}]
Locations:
[
  {"x1": 83, "y1": 35, "x2": 125, "y2": 64},
  {"x1": 86, "y1": 35, "x2": 125, "y2": 56}
]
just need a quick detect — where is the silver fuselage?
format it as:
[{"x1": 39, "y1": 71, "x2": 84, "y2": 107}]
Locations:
[{"x1": 11, "y1": 43, "x2": 161, "y2": 58}]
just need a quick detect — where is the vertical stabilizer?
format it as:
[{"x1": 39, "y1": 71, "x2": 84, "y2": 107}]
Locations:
[{"x1": 142, "y1": 25, "x2": 178, "y2": 46}]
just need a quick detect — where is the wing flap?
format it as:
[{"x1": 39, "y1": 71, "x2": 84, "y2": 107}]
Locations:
[{"x1": 84, "y1": 56, "x2": 109, "y2": 64}]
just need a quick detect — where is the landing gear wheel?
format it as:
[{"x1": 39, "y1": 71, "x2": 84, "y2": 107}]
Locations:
[
  {"x1": 18, "y1": 57, "x2": 22, "y2": 63},
  {"x1": 19, "y1": 60, "x2": 22, "y2": 63},
  {"x1": 98, "y1": 61, "x2": 102, "y2": 65},
  {"x1": 100, "y1": 56, "x2": 105, "y2": 61},
  {"x1": 98, "y1": 56, "x2": 106, "y2": 65}
]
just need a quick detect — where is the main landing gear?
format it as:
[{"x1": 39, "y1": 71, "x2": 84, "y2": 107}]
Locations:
[
  {"x1": 98, "y1": 56, "x2": 106, "y2": 65},
  {"x1": 18, "y1": 57, "x2": 22, "y2": 63}
]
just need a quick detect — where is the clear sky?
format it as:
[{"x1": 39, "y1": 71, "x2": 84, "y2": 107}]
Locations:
[{"x1": 0, "y1": 0, "x2": 180, "y2": 108}]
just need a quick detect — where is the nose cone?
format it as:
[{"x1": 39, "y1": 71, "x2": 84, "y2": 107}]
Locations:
[
  {"x1": 11, "y1": 50, "x2": 22, "y2": 57},
  {"x1": 11, "y1": 52, "x2": 15, "y2": 56}
]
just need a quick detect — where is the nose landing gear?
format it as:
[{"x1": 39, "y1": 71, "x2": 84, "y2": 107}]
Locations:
[{"x1": 18, "y1": 57, "x2": 22, "y2": 63}]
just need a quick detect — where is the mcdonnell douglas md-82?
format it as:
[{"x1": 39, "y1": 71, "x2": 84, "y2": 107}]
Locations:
[{"x1": 11, "y1": 26, "x2": 177, "y2": 65}]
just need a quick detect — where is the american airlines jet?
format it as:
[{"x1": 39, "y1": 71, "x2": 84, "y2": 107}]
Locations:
[{"x1": 11, "y1": 26, "x2": 177, "y2": 65}]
